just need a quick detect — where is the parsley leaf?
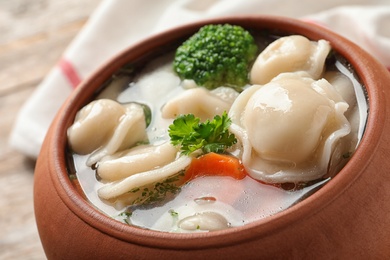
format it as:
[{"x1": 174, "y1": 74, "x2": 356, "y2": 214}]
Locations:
[{"x1": 168, "y1": 111, "x2": 237, "y2": 155}]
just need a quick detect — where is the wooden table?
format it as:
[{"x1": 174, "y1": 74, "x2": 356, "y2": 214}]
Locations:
[{"x1": 0, "y1": 1, "x2": 102, "y2": 258}]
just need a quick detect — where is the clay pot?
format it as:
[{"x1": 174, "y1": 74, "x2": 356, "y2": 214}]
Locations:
[{"x1": 34, "y1": 16, "x2": 390, "y2": 259}]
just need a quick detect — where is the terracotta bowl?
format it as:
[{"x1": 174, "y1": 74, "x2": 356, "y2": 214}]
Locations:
[{"x1": 34, "y1": 16, "x2": 390, "y2": 259}]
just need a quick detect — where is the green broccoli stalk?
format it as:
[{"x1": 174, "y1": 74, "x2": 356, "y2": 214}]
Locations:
[{"x1": 173, "y1": 24, "x2": 258, "y2": 91}]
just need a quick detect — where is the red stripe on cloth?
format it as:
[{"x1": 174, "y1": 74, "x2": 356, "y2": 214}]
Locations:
[{"x1": 58, "y1": 58, "x2": 82, "y2": 88}]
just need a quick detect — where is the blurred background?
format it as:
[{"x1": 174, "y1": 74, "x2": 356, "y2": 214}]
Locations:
[{"x1": 0, "y1": 0, "x2": 101, "y2": 259}]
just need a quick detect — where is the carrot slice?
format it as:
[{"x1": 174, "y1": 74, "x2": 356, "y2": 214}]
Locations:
[{"x1": 183, "y1": 152, "x2": 247, "y2": 182}]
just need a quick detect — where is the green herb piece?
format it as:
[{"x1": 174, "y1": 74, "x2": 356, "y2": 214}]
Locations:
[
  {"x1": 69, "y1": 174, "x2": 77, "y2": 180},
  {"x1": 343, "y1": 152, "x2": 352, "y2": 159},
  {"x1": 168, "y1": 111, "x2": 237, "y2": 155},
  {"x1": 138, "y1": 102, "x2": 152, "y2": 127},
  {"x1": 130, "y1": 173, "x2": 183, "y2": 205},
  {"x1": 169, "y1": 209, "x2": 179, "y2": 217},
  {"x1": 130, "y1": 187, "x2": 140, "y2": 193},
  {"x1": 118, "y1": 211, "x2": 133, "y2": 218},
  {"x1": 118, "y1": 211, "x2": 133, "y2": 225}
]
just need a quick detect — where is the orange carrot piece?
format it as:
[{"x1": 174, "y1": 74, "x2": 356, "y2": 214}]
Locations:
[{"x1": 183, "y1": 152, "x2": 247, "y2": 182}]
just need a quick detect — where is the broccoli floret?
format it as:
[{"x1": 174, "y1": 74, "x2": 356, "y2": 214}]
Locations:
[{"x1": 173, "y1": 24, "x2": 258, "y2": 91}]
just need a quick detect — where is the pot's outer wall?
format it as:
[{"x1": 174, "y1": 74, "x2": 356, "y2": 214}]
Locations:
[{"x1": 34, "y1": 16, "x2": 390, "y2": 259}]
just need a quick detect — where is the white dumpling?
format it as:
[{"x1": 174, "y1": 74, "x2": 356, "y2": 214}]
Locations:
[
  {"x1": 229, "y1": 73, "x2": 351, "y2": 183},
  {"x1": 68, "y1": 99, "x2": 125, "y2": 155},
  {"x1": 245, "y1": 77, "x2": 333, "y2": 163},
  {"x1": 324, "y1": 71, "x2": 357, "y2": 114},
  {"x1": 250, "y1": 35, "x2": 331, "y2": 85},
  {"x1": 161, "y1": 87, "x2": 239, "y2": 121},
  {"x1": 151, "y1": 198, "x2": 244, "y2": 233},
  {"x1": 98, "y1": 155, "x2": 192, "y2": 200},
  {"x1": 67, "y1": 99, "x2": 147, "y2": 166},
  {"x1": 177, "y1": 212, "x2": 230, "y2": 231},
  {"x1": 97, "y1": 142, "x2": 179, "y2": 181}
]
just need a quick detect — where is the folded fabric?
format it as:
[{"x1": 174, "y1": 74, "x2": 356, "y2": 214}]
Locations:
[{"x1": 9, "y1": 0, "x2": 390, "y2": 158}]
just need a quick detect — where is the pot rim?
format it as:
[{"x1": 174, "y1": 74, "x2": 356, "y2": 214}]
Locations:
[{"x1": 46, "y1": 15, "x2": 385, "y2": 249}]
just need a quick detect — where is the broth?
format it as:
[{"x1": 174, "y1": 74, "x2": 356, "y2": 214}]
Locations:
[{"x1": 67, "y1": 29, "x2": 368, "y2": 232}]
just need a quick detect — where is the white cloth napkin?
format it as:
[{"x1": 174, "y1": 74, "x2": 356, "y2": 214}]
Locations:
[{"x1": 9, "y1": 0, "x2": 390, "y2": 158}]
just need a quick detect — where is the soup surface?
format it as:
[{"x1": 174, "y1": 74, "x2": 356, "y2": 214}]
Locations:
[{"x1": 67, "y1": 26, "x2": 368, "y2": 233}]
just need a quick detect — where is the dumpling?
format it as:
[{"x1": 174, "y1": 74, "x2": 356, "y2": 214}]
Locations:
[
  {"x1": 67, "y1": 99, "x2": 147, "y2": 166},
  {"x1": 161, "y1": 86, "x2": 239, "y2": 121},
  {"x1": 68, "y1": 99, "x2": 125, "y2": 155},
  {"x1": 250, "y1": 35, "x2": 331, "y2": 85},
  {"x1": 97, "y1": 155, "x2": 192, "y2": 200},
  {"x1": 97, "y1": 142, "x2": 179, "y2": 181},
  {"x1": 177, "y1": 212, "x2": 230, "y2": 231},
  {"x1": 229, "y1": 72, "x2": 351, "y2": 183},
  {"x1": 151, "y1": 198, "x2": 244, "y2": 233}
]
